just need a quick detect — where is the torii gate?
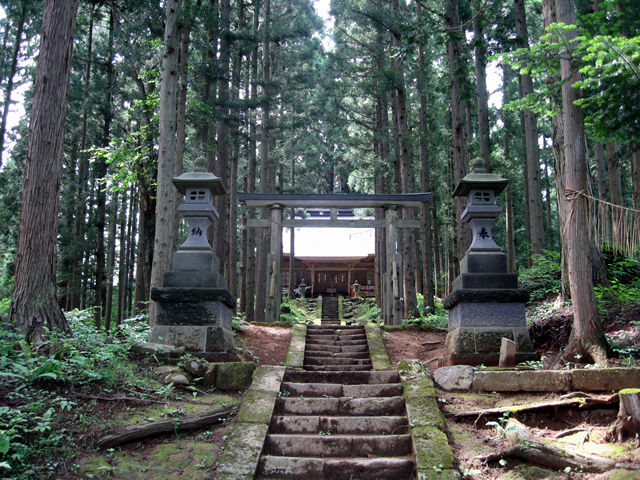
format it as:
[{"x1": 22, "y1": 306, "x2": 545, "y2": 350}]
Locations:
[{"x1": 238, "y1": 193, "x2": 430, "y2": 325}]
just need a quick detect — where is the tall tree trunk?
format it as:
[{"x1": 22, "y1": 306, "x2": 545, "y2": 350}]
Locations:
[
  {"x1": 473, "y1": 0, "x2": 490, "y2": 170},
  {"x1": 555, "y1": 0, "x2": 608, "y2": 364},
  {"x1": 416, "y1": 37, "x2": 435, "y2": 313},
  {"x1": 104, "y1": 192, "x2": 118, "y2": 332},
  {"x1": 10, "y1": 0, "x2": 78, "y2": 343},
  {"x1": 631, "y1": 148, "x2": 640, "y2": 210},
  {"x1": 244, "y1": 1, "x2": 260, "y2": 321},
  {"x1": 606, "y1": 142, "x2": 624, "y2": 246},
  {"x1": 116, "y1": 191, "x2": 129, "y2": 327},
  {"x1": 446, "y1": 0, "x2": 471, "y2": 261},
  {"x1": 150, "y1": 0, "x2": 181, "y2": 325},
  {"x1": 255, "y1": 0, "x2": 272, "y2": 322},
  {"x1": 391, "y1": 0, "x2": 417, "y2": 318},
  {"x1": 515, "y1": 0, "x2": 545, "y2": 259},
  {"x1": 94, "y1": 9, "x2": 115, "y2": 329},
  {"x1": 502, "y1": 65, "x2": 517, "y2": 271},
  {"x1": 0, "y1": 2, "x2": 26, "y2": 169},
  {"x1": 594, "y1": 142, "x2": 608, "y2": 201},
  {"x1": 70, "y1": 10, "x2": 95, "y2": 310},
  {"x1": 215, "y1": 0, "x2": 231, "y2": 281}
]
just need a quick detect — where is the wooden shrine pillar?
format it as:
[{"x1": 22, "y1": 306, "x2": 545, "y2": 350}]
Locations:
[
  {"x1": 384, "y1": 208, "x2": 402, "y2": 325},
  {"x1": 266, "y1": 204, "x2": 283, "y2": 323}
]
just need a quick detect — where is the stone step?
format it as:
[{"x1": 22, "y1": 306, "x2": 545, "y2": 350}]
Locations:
[
  {"x1": 275, "y1": 396, "x2": 406, "y2": 416},
  {"x1": 304, "y1": 357, "x2": 372, "y2": 366},
  {"x1": 306, "y1": 339, "x2": 368, "y2": 346},
  {"x1": 305, "y1": 328, "x2": 365, "y2": 335},
  {"x1": 283, "y1": 370, "x2": 401, "y2": 384},
  {"x1": 280, "y1": 382, "x2": 400, "y2": 398},
  {"x1": 258, "y1": 455, "x2": 415, "y2": 479},
  {"x1": 306, "y1": 334, "x2": 367, "y2": 341},
  {"x1": 264, "y1": 433, "x2": 412, "y2": 457},
  {"x1": 269, "y1": 415, "x2": 410, "y2": 434},
  {"x1": 303, "y1": 350, "x2": 370, "y2": 359},
  {"x1": 304, "y1": 365, "x2": 371, "y2": 371},
  {"x1": 307, "y1": 325, "x2": 363, "y2": 330},
  {"x1": 305, "y1": 344, "x2": 369, "y2": 354}
]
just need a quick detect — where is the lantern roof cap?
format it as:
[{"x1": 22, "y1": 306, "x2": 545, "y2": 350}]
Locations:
[
  {"x1": 172, "y1": 157, "x2": 226, "y2": 195},
  {"x1": 453, "y1": 158, "x2": 509, "y2": 197}
]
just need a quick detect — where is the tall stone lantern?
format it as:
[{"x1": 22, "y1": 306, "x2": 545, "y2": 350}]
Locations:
[
  {"x1": 150, "y1": 158, "x2": 236, "y2": 356},
  {"x1": 442, "y1": 160, "x2": 538, "y2": 366}
]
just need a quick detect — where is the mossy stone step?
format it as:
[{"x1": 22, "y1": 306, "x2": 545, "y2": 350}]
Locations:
[
  {"x1": 269, "y1": 415, "x2": 409, "y2": 434},
  {"x1": 264, "y1": 433, "x2": 412, "y2": 457},
  {"x1": 283, "y1": 370, "x2": 400, "y2": 384},
  {"x1": 275, "y1": 396, "x2": 406, "y2": 416}
]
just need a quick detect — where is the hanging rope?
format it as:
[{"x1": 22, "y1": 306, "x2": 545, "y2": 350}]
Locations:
[{"x1": 566, "y1": 188, "x2": 640, "y2": 257}]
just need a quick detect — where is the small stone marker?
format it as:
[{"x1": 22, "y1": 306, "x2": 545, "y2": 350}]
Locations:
[{"x1": 499, "y1": 337, "x2": 516, "y2": 367}]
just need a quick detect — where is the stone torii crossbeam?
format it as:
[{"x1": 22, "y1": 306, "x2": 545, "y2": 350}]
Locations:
[{"x1": 238, "y1": 193, "x2": 430, "y2": 325}]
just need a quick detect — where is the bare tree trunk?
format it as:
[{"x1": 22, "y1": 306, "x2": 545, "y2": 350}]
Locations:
[
  {"x1": 473, "y1": 1, "x2": 490, "y2": 170},
  {"x1": 150, "y1": 0, "x2": 181, "y2": 325},
  {"x1": 446, "y1": 0, "x2": 471, "y2": 260},
  {"x1": 94, "y1": 9, "x2": 115, "y2": 329},
  {"x1": 116, "y1": 191, "x2": 129, "y2": 327},
  {"x1": 244, "y1": 1, "x2": 259, "y2": 321},
  {"x1": 10, "y1": 0, "x2": 78, "y2": 343},
  {"x1": 606, "y1": 142, "x2": 624, "y2": 247},
  {"x1": 556, "y1": 0, "x2": 608, "y2": 364},
  {"x1": 0, "y1": 2, "x2": 27, "y2": 168},
  {"x1": 416, "y1": 35, "x2": 435, "y2": 313},
  {"x1": 104, "y1": 192, "x2": 118, "y2": 332},
  {"x1": 631, "y1": 148, "x2": 640, "y2": 210},
  {"x1": 594, "y1": 142, "x2": 608, "y2": 201},
  {"x1": 515, "y1": 0, "x2": 545, "y2": 258},
  {"x1": 502, "y1": 65, "x2": 517, "y2": 272}
]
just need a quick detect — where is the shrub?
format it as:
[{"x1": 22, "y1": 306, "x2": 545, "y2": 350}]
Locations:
[{"x1": 519, "y1": 251, "x2": 561, "y2": 301}]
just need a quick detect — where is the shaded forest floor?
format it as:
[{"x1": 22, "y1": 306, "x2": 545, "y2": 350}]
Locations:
[{"x1": 3, "y1": 298, "x2": 639, "y2": 479}]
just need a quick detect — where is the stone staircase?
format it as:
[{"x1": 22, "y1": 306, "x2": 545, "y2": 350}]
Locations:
[
  {"x1": 321, "y1": 295, "x2": 340, "y2": 325},
  {"x1": 255, "y1": 322, "x2": 415, "y2": 479}
]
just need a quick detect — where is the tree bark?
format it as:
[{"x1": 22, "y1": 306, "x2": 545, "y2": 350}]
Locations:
[
  {"x1": 515, "y1": 0, "x2": 545, "y2": 259},
  {"x1": 473, "y1": 1, "x2": 490, "y2": 170},
  {"x1": 631, "y1": 148, "x2": 640, "y2": 210},
  {"x1": 10, "y1": 0, "x2": 78, "y2": 343},
  {"x1": 150, "y1": 0, "x2": 181, "y2": 325},
  {"x1": 446, "y1": 0, "x2": 471, "y2": 261},
  {"x1": 594, "y1": 142, "x2": 608, "y2": 202},
  {"x1": 556, "y1": 0, "x2": 609, "y2": 364}
]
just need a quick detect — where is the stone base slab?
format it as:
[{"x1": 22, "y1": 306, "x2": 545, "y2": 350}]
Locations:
[
  {"x1": 444, "y1": 326, "x2": 537, "y2": 367},
  {"x1": 150, "y1": 324, "x2": 234, "y2": 353},
  {"x1": 154, "y1": 299, "x2": 232, "y2": 328},
  {"x1": 448, "y1": 302, "x2": 526, "y2": 329}
]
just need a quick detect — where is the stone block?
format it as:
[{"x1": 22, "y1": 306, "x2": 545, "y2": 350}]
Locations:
[
  {"x1": 216, "y1": 422, "x2": 268, "y2": 476},
  {"x1": 236, "y1": 389, "x2": 278, "y2": 423},
  {"x1": 571, "y1": 368, "x2": 640, "y2": 392},
  {"x1": 166, "y1": 325, "x2": 206, "y2": 351},
  {"x1": 434, "y1": 366, "x2": 474, "y2": 391},
  {"x1": 460, "y1": 252, "x2": 508, "y2": 274},
  {"x1": 155, "y1": 300, "x2": 232, "y2": 327},
  {"x1": 162, "y1": 270, "x2": 223, "y2": 288},
  {"x1": 149, "y1": 326, "x2": 168, "y2": 343},
  {"x1": 216, "y1": 362, "x2": 257, "y2": 391},
  {"x1": 513, "y1": 327, "x2": 535, "y2": 352},
  {"x1": 201, "y1": 362, "x2": 218, "y2": 389},
  {"x1": 443, "y1": 288, "x2": 530, "y2": 309},
  {"x1": 453, "y1": 273, "x2": 519, "y2": 290},
  {"x1": 405, "y1": 396, "x2": 447, "y2": 429},
  {"x1": 499, "y1": 338, "x2": 516, "y2": 367},
  {"x1": 249, "y1": 366, "x2": 286, "y2": 393},
  {"x1": 412, "y1": 426, "x2": 456, "y2": 470},
  {"x1": 448, "y1": 303, "x2": 527, "y2": 329},
  {"x1": 444, "y1": 328, "x2": 476, "y2": 354},
  {"x1": 204, "y1": 326, "x2": 234, "y2": 352},
  {"x1": 475, "y1": 328, "x2": 513, "y2": 353},
  {"x1": 172, "y1": 249, "x2": 219, "y2": 272},
  {"x1": 365, "y1": 323, "x2": 392, "y2": 370},
  {"x1": 473, "y1": 370, "x2": 571, "y2": 392}
]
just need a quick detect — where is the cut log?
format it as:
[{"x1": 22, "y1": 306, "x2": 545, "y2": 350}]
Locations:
[
  {"x1": 97, "y1": 406, "x2": 234, "y2": 448},
  {"x1": 607, "y1": 389, "x2": 640, "y2": 444},
  {"x1": 477, "y1": 419, "x2": 640, "y2": 473},
  {"x1": 447, "y1": 394, "x2": 618, "y2": 420}
]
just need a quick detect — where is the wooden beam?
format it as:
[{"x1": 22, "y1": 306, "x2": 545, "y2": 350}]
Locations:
[
  {"x1": 246, "y1": 218, "x2": 421, "y2": 229},
  {"x1": 238, "y1": 192, "x2": 430, "y2": 208}
]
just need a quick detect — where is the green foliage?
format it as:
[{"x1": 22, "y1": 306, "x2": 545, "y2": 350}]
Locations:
[
  {"x1": 594, "y1": 255, "x2": 640, "y2": 313},
  {"x1": 519, "y1": 251, "x2": 562, "y2": 301},
  {"x1": 0, "y1": 310, "x2": 155, "y2": 477},
  {"x1": 353, "y1": 298, "x2": 381, "y2": 325},
  {"x1": 402, "y1": 315, "x2": 448, "y2": 331},
  {"x1": 280, "y1": 296, "x2": 307, "y2": 325}
]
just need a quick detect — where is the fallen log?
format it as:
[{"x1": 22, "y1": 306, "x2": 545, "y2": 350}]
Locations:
[
  {"x1": 446, "y1": 394, "x2": 618, "y2": 420},
  {"x1": 97, "y1": 406, "x2": 234, "y2": 448},
  {"x1": 477, "y1": 419, "x2": 640, "y2": 473}
]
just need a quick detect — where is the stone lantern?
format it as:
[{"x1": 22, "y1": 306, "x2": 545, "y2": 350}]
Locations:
[
  {"x1": 150, "y1": 158, "x2": 236, "y2": 356},
  {"x1": 442, "y1": 159, "x2": 538, "y2": 366}
]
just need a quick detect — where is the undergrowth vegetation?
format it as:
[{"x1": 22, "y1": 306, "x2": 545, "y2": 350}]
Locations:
[{"x1": 0, "y1": 310, "x2": 154, "y2": 479}]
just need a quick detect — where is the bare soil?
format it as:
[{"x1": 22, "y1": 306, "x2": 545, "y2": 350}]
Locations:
[{"x1": 236, "y1": 323, "x2": 291, "y2": 365}]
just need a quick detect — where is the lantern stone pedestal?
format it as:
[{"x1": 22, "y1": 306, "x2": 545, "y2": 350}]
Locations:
[
  {"x1": 150, "y1": 162, "x2": 236, "y2": 356},
  {"x1": 442, "y1": 162, "x2": 538, "y2": 366}
]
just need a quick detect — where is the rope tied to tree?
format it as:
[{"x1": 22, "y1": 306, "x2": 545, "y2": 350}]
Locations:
[{"x1": 565, "y1": 187, "x2": 640, "y2": 258}]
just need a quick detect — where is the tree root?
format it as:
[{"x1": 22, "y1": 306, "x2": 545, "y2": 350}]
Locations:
[{"x1": 476, "y1": 419, "x2": 640, "y2": 473}]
